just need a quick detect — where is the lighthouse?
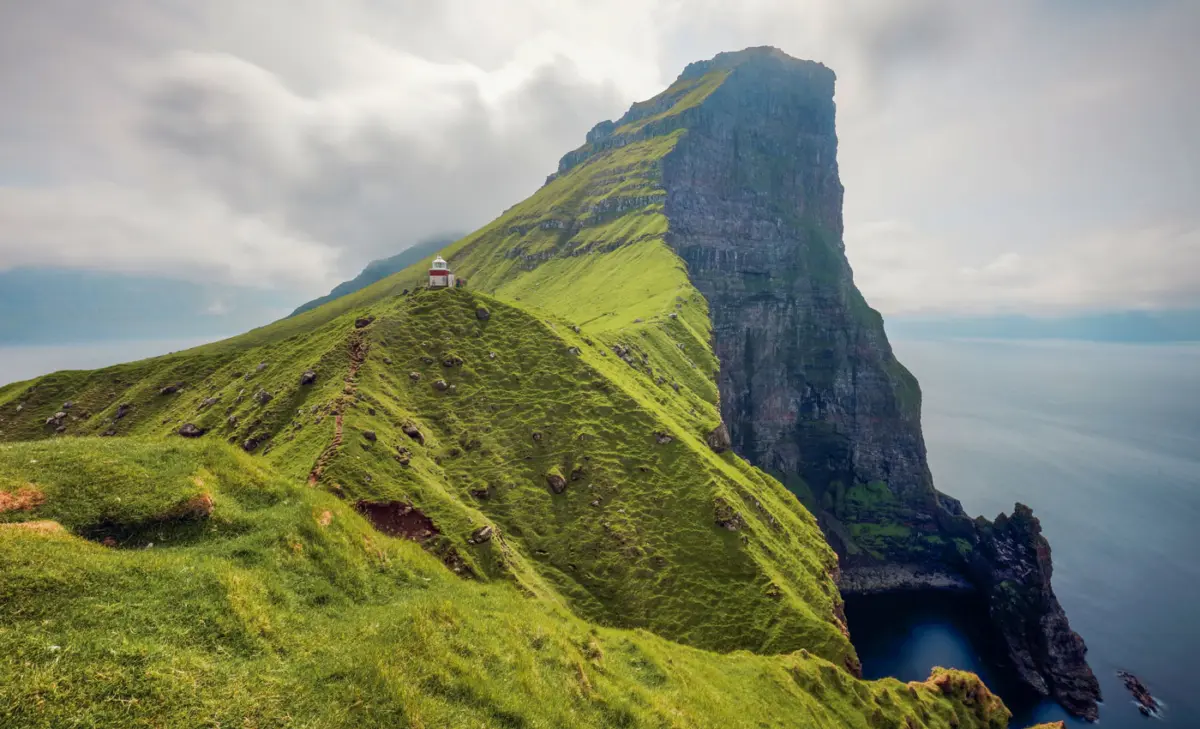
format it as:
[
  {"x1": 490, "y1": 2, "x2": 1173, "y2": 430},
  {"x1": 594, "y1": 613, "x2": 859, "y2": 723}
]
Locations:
[{"x1": 428, "y1": 255, "x2": 455, "y2": 289}]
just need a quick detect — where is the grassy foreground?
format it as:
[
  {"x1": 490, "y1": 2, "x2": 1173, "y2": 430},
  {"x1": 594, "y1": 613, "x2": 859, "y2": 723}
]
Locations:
[{"x1": 1, "y1": 435, "x2": 1013, "y2": 728}]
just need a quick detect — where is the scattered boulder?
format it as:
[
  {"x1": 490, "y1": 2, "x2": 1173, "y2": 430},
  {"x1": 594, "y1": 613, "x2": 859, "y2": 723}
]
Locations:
[
  {"x1": 409, "y1": 372, "x2": 421, "y2": 381},
  {"x1": 198, "y1": 396, "x2": 220, "y2": 410},
  {"x1": 571, "y1": 325, "x2": 581, "y2": 333},
  {"x1": 634, "y1": 317, "x2": 643, "y2": 323},
  {"x1": 226, "y1": 415, "x2": 239, "y2": 428},
  {"x1": 14, "y1": 403, "x2": 23, "y2": 413},
  {"x1": 256, "y1": 362, "x2": 269, "y2": 372},
  {"x1": 654, "y1": 431, "x2": 674, "y2": 445},
  {"x1": 546, "y1": 468, "x2": 568, "y2": 495},
  {"x1": 62, "y1": 401, "x2": 74, "y2": 410},
  {"x1": 467, "y1": 525, "x2": 494, "y2": 545},
  {"x1": 442, "y1": 354, "x2": 464, "y2": 367},
  {"x1": 421, "y1": 356, "x2": 435, "y2": 364},
  {"x1": 394, "y1": 446, "x2": 412, "y2": 465},
  {"x1": 531, "y1": 431, "x2": 543, "y2": 442},
  {"x1": 354, "y1": 315, "x2": 375, "y2": 329},
  {"x1": 488, "y1": 351, "x2": 497, "y2": 360},
  {"x1": 469, "y1": 487, "x2": 491, "y2": 500},
  {"x1": 382, "y1": 356, "x2": 393, "y2": 365},
  {"x1": 714, "y1": 497, "x2": 746, "y2": 531},
  {"x1": 254, "y1": 390, "x2": 273, "y2": 405},
  {"x1": 362, "y1": 430, "x2": 377, "y2": 442},
  {"x1": 300, "y1": 370, "x2": 318, "y2": 385},
  {"x1": 668, "y1": 312, "x2": 678, "y2": 319},
  {"x1": 567, "y1": 347, "x2": 582, "y2": 356},
  {"x1": 476, "y1": 306, "x2": 490, "y2": 321},
  {"x1": 241, "y1": 437, "x2": 259, "y2": 452},
  {"x1": 706, "y1": 422, "x2": 732, "y2": 453},
  {"x1": 432, "y1": 379, "x2": 449, "y2": 391},
  {"x1": 177, "y1": 423, "x2": 205, "y2": 438},
  {"x1": 401, "y1": 422, "x2": 425, "y2": 445},
  {"x1": 159, "y1": 383, "x2": 181, "y2": 396}
]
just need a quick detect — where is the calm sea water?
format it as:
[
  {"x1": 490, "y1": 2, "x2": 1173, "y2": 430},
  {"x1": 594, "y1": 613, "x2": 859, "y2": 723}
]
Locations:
[
  {"x1": 0, "y1": 337, "x2": 224, "y2": 388},
  {"x1": 849, "y1": 338, "x2": 1200, "y2": 728}
]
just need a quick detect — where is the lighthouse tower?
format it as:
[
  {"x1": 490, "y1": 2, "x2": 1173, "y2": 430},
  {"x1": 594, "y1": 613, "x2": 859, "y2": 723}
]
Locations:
[{"x1": 428, "y1": 255, "x2": 455, "y2": 289}]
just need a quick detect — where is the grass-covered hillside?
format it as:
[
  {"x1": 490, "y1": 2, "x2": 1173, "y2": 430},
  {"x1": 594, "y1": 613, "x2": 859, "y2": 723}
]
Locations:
[
  {"x1": 0, "y1": 289, "x2": 1017, "y2": 728},
  {"x1": 2, "y1": 434, "x2": 1015, "y2": 728},
  {"x1": 0, "y1": 53, "x2": 1038, "y2": 728}
]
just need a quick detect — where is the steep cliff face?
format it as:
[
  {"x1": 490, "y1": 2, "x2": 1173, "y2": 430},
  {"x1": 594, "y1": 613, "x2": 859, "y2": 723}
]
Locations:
[
  {"x1": 659, "y1": 49, "x2": 934, "y2": 514},
  {"x1": 601, "y1": 47, "x2": 1100, "y2": 719}
]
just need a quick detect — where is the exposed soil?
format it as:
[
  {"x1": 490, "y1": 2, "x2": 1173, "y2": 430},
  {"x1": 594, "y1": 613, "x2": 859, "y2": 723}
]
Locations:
[
  {"x1": 0, "y1": 485, "x2": 46, "y2": 513},
  {"x1": 308, "y1": 330, "x2": 370, "y2": 486},
  {"x1": 355, "y1": 500, "x2": 439, "y2": 542}
]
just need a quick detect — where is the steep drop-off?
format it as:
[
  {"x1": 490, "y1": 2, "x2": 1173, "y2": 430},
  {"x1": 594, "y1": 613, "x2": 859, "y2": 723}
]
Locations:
[{"x1": 546, "y1": 47, "x2": 1100, "y2": 719}]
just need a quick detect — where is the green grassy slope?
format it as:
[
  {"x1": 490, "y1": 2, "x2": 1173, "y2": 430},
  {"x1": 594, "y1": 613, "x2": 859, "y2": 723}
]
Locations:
[
  {"x1": 1, "y1": 437, "x2": 1011, "y2": 729},
  {"x1": 2, "y1": 288, "x2": 851, "y2": 663}
]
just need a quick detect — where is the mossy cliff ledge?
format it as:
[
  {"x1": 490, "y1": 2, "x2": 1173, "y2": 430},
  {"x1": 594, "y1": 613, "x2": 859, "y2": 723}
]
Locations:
[{"x1": 557, "y1": 47, "x2": 1101, "y2": 719}]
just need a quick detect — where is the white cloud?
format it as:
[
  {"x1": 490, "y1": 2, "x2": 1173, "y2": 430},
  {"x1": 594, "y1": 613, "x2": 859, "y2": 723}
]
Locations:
[
  {"x1": 849, "y1": 220, "x2": 1200, "y2": 315},
  {"x1": 0, "y1": 0, "x2": 1197, "y2": 314}
]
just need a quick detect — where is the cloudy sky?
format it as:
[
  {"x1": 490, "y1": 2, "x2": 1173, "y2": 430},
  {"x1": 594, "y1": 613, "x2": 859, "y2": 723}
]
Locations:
[{"x1": 1, "y1": 0, "x2": 1197, "y2": 320}]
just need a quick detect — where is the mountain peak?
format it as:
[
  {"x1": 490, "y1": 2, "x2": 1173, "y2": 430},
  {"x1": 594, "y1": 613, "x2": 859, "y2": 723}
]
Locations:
[
  {"x1": 550, "y1": 47, "x2": 835, "y2": 182},
  {"x1": 676, "y1": 46, "x2": 834, "y2": 83}
]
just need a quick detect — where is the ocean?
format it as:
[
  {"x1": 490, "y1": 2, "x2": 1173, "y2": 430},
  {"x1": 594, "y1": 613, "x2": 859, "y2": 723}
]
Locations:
[
  {"x1": 849, "y1": 338, "x2": 1200, "y2": 727},
  {"x1": 0, "y1": 338, "x2": 225, "y2": 388}
]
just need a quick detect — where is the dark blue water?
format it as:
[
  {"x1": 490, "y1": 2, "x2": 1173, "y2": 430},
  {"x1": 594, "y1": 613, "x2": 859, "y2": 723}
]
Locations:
[{"x1": 849, "y1": 338, "x2": 1200, "y2": 728}]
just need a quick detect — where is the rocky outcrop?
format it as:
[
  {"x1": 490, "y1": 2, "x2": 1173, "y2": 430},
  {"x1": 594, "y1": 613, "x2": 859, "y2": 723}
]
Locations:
[
  {"x1": 555, "y1": 46, "x2": 1100, "y2": 719},
  {"x1": 966, "y1": 505, "x2": 1101, "y2": 720},
  {"x1": 1117, "y1": 670, "x2": 1161, "y2": 717}
]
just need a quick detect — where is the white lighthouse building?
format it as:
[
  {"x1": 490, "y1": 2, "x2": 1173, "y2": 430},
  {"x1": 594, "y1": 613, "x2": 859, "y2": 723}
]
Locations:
[{"x1": 428, "y1": 255, "x2": 455, "y2": 288}]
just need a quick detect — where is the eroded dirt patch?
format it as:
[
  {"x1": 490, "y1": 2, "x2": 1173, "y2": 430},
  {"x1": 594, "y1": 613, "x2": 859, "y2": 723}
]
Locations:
[
  {"x1": 308, "y1": 330, "x2": 370, "y2": 486},
  {"x1": 355, "y1": 500, "x2": 473, "y2": 577},
  {"x1": 0, "y1": 485, "x2": 46, "y2": 513},
  {"x1": 356, "y1": 500, "x2": 439, "y2": 542},
  {"x1": 164, "y1": 493, "x2": 215, "y2": 520}
]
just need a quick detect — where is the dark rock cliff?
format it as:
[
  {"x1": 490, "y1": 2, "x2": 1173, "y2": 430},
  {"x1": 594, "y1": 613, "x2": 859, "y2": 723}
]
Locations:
[{"x1": 566, "y1": 47, "x2": 1102, "y2": 719}]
